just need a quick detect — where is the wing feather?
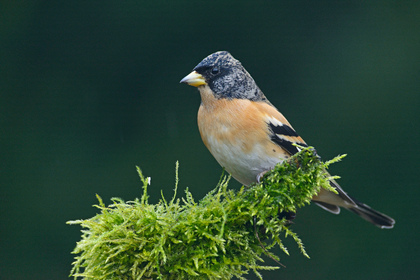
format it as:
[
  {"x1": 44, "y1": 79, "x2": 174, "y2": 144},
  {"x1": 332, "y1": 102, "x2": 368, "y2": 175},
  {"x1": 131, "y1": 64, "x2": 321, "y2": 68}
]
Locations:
[{"x1": 265, "y1": 115, "x2": 307, "y2": 155}]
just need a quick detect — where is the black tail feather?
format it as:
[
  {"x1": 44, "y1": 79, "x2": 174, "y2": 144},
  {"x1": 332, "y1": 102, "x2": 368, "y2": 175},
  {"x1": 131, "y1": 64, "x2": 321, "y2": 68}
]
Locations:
[{"x1": 347, "y1": 198, "x2": 395, "y2": 229}]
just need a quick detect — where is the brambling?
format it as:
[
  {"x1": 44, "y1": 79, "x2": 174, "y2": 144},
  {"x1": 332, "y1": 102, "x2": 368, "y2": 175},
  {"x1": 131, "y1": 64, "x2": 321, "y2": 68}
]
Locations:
[{"x1": 180, "y1": 51, "x2": 395, "y2": 229}]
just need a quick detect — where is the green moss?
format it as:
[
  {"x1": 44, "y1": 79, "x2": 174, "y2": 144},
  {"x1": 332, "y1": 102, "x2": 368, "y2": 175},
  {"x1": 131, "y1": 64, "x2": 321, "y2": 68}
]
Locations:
[{"x1": 68, "y1": 147, "x2": 345, "y2": 279}]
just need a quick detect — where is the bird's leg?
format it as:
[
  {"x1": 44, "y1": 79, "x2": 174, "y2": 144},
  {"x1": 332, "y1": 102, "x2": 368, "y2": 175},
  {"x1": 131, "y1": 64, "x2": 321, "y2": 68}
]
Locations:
[{"x1": 256, "y1": 169, "x2": 270, "y2": 183}]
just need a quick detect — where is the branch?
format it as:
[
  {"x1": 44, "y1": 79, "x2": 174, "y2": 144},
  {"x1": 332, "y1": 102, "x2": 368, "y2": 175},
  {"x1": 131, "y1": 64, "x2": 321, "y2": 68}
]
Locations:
[{"x1": 68, "y1": 147, "x2": 345, "y2": 279}]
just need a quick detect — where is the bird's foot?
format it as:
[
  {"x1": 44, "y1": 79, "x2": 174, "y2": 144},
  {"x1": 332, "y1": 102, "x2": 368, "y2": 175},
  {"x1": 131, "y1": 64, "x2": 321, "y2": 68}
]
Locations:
[{"x1": 256, "y1": 170, "x2": 270, "y2": 183}]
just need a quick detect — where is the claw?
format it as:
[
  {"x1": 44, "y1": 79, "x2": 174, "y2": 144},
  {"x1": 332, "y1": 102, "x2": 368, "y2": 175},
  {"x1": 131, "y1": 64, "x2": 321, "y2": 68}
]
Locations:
[{"x1": 256, "y1": 170, "x2": 270, "y2": 183}]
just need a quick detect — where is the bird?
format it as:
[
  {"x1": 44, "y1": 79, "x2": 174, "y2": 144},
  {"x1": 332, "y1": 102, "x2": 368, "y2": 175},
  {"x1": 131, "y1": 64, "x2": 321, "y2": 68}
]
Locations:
[{"x1": 180, "y1": 51, "x2": 395, "y2": 229}]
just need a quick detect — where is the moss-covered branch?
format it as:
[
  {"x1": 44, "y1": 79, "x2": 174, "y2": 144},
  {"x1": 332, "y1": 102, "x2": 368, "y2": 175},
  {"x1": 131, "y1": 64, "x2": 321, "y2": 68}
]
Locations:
[{"x1": 68, "y1": 147, "x2": 344, "y2": 279}]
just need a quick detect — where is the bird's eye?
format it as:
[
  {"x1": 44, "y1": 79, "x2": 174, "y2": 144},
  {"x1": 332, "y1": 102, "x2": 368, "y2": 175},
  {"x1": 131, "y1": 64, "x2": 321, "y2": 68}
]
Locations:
[{"x1": 211, "y1": 66, "x2": 220, "y2": 75}]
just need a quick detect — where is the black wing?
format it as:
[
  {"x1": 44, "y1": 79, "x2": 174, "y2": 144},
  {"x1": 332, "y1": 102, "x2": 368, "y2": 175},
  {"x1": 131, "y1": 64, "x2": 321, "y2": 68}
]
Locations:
[{"x1": 267, "y1": 121, "x2": 308, "y2": 155}]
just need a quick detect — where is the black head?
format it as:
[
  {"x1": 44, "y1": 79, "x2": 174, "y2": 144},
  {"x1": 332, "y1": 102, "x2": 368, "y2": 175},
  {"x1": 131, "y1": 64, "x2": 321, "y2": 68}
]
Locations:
[{"x1": 182, "y1": 51, "x2": 268, "y2": 102}]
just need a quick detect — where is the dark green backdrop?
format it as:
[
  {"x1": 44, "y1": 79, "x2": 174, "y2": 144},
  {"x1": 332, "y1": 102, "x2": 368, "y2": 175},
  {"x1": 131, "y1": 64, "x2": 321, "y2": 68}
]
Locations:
[{"x1": 1, "y1": 1, "x2": 419, "y2": 279}]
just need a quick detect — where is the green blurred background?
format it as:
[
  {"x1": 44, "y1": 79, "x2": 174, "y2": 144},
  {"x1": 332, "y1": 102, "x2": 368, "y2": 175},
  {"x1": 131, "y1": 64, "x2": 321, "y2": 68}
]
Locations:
[{"x1": 1, "y1": 1, "x2": 419, "y2": 279}]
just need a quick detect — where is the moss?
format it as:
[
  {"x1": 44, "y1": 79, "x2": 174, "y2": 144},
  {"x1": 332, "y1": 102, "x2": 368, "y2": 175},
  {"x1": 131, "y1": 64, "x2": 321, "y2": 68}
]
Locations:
[{"x1": 68, "y1": 147, "x2": 344, "y2": 279}]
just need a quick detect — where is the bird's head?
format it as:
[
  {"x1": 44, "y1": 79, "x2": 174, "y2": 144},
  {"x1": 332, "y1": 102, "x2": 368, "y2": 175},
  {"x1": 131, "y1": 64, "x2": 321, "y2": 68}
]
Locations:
[{"x1": 180, "y1": 51, "x2": 266, "y2": 102}]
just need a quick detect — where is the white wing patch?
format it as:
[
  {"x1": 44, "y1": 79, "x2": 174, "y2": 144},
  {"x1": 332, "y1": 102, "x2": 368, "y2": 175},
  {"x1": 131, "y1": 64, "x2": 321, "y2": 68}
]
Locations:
[
  {"x1": 264, "y1": 114, "x2": 307, "y2": 155},
  {"x1": 265, "y1": 115, "x2": 284, "y2": 128}
]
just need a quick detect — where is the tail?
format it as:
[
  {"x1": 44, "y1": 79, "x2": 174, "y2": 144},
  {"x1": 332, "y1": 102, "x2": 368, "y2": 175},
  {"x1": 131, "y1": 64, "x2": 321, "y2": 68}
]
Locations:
[
  {"x1": 347, "y1": 197, "x2": 395, "y2": 229},
  {"x1": 313, "y1": 180, "x2": 395, "y2": 229}
]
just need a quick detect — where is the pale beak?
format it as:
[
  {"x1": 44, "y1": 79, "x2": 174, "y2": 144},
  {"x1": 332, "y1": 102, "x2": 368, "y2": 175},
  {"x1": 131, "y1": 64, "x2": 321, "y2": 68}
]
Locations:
[{"x1": 180, "y1": 71, "x2": 207, "y2": 87}]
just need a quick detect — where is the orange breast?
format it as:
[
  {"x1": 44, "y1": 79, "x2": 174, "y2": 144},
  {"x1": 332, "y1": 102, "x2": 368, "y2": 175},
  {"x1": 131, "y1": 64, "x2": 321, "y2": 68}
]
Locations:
[{"x1": 196, "y1": 86, "x2": 291, "y2": 186}]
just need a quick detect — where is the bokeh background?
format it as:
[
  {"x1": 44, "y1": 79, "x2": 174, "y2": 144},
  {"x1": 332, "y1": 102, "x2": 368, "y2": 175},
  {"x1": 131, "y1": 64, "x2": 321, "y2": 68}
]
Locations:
[{"x1": 1, "y1": 1, "x2": 419, "y2": 279}]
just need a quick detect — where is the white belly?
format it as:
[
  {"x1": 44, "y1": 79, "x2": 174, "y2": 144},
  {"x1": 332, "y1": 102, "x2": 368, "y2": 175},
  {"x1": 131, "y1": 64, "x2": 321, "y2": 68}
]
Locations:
[{"x1": 206, "y1": 135, "x2": 284, "y2": 186}]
